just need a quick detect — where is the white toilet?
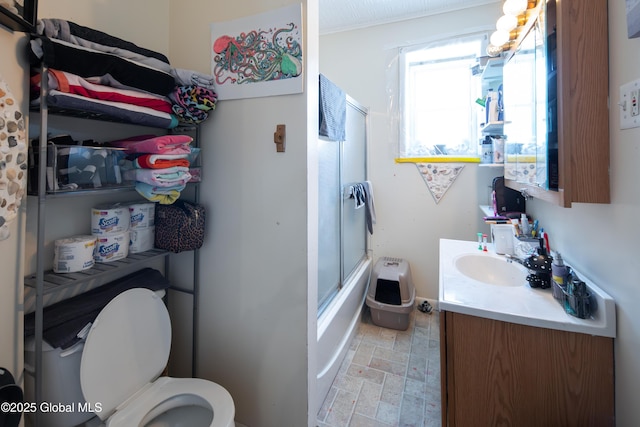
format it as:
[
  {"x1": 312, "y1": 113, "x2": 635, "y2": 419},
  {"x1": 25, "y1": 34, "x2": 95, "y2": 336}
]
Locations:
[{"x1": 79, "y1": 287, "x2": 235, "y2": 427}]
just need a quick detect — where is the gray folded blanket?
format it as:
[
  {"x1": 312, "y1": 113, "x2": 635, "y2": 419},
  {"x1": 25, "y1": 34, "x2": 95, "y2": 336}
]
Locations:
[{"x1": 24, "y1": 268, "x2": 171, "y2": 349}]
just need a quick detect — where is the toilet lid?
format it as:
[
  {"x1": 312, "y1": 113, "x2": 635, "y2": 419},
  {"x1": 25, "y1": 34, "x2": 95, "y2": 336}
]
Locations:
[{"x1": 80, "y1": 288, "x2": 171, "y2": 420}]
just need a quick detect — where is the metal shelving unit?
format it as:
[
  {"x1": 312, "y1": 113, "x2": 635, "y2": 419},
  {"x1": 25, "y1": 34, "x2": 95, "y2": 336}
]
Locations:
[{"x1": 28, "y1": 65, "x2": 201, "y2": 426}]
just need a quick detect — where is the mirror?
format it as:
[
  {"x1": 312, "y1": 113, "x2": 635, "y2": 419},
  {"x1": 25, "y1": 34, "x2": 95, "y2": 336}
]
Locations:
[{"x1": 503, "y1": 0, "x2": 557, "y2": 190}]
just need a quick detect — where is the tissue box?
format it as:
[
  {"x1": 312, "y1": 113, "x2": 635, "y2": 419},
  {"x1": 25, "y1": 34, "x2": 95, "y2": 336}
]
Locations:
[{"x1": 28, "y1": 140, "x2": 133, "y2": 194}]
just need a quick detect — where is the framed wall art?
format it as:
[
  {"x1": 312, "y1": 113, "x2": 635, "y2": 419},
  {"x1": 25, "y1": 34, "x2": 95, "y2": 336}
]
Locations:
[
  {"x1": 0, "y1": 0, "x2": 38, "y2": 33},
  {"x1": 210, "y1": 3, "x2": 303, "y2": 100}
]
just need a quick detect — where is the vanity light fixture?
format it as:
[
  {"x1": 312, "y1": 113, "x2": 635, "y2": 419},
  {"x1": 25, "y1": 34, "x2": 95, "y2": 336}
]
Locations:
[
  {"x1": 503, "y1": 0, "x2": 528, "y2": 16},
  {"x1": 496, "y1": 14, "x2": 518, "y2": 32},
  {"x1": 490, "y1": 29, "x2": 511, "y2": 47},
  {"x1": 487, "y1": 0, "x2": 537, "y2": 56}
]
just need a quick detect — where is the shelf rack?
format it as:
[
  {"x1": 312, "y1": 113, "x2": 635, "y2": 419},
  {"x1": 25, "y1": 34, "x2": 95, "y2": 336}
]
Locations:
[{"x1": 28, "y1": 65, "x2": 201, "y2": 426}]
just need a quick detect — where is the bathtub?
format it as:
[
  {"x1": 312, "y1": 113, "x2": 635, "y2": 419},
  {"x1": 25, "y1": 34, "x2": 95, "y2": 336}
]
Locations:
[{"x1": 316, "y1": 256, "x2": 372, "y2": 413}]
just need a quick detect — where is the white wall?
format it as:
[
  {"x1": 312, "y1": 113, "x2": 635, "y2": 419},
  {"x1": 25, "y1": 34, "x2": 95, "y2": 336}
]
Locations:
[
  {"x1": 323, "y1": 2, "x2": 640, "y2": 425},
  {"x1": 38, "y1": 0, "x2": 170, "y2": 54},
  {"x1": 169, "y1": 1, "x2": 316, "y2": 426},
  {"x1": 320, "y1": 3, "x2": 503, "y2": 302},
  {"x1": 527, "y1": 2, "x2": 640, "y2": 425}
]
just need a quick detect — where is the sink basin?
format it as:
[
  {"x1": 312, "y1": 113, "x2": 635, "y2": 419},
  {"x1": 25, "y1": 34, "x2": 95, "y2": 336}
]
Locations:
[
  {"x1": 440, "y1": 239, "x2": 616, "y2": 338},
  {"x1": 454, "y1": 253, "x2": 526, "y2": 287}
]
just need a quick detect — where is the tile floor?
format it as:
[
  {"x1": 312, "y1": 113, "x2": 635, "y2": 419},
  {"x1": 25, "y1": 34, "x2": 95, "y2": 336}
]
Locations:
[{"x1": 316, "y1": 305, "x2": 442, "y2": 427}]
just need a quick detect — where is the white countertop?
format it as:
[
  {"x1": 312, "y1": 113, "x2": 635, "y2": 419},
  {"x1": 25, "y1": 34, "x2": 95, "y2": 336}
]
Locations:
[{"x1": 439, "y1": 239, "x2": 616, "y2": 338}]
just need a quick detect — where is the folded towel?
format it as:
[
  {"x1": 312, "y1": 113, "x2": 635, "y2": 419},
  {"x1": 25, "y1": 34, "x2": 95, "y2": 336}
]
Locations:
[
  {"x1": 169, "y1": 85, "x2": 218, "y2": 124},
  {"x1": 319, "y1": 74, "x2": 346, "y2": 141},
  {"x1": 135, "y1": 181, "x2": 185, "y2": 204},
  {"x1": 133, "y1": 153, "x2": 190, "y2": 169},
  {"x1": 171, "y1": 68, "x2": 216, "y2": 90},
  {"x1": 107, "y1": 134, "x2": 192, "y2": 155},
  {"x1": 124, "y1": 166, "x2": 191, "y2": 187}
]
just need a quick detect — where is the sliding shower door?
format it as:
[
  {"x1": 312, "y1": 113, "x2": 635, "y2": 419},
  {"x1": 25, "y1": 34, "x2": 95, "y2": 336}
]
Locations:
[
  {"x1": 318, "y1": 97, "x2": 368, "y2": 314},
  {"x1": 318, "y1": 136, "x2": 341, "y2": 311}
]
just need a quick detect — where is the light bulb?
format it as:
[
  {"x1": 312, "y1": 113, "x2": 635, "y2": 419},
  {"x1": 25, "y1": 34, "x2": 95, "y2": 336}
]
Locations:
[
  {"x1": 496, "y1": 14, "x2": 518, "y2": 32},
  {"x1": 486, "y1": 44, "x2": 503, "y2": 57},
  {"x1": 503, "y1": 0, "x2": 527, "y2": 16},
  {"x1": 490, "y1": 30, "x2": 510, "y2": 47}
]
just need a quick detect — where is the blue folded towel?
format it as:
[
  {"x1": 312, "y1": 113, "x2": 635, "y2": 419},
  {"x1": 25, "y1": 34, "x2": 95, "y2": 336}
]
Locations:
[{"x1": 319, "y1": 74, "x2": 346, "y2": 141}]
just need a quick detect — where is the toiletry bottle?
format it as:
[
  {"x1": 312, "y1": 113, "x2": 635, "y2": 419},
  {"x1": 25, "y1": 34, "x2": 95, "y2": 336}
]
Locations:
[
  {"x1": 551, "y1": 252, "x2": 569, "y2": 296},
  {"x1": 520, "y1": 213, "x2": 530, "y2": 236},
  {"x1": 485, "y1": 89, "x2": 494, "y2": 124}
]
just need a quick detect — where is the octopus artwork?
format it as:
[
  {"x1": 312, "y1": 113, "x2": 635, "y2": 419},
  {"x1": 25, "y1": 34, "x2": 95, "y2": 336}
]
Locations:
[
  {"x1": 0, "y1": 74, "x2": 28, "y2": 241},
  {"x1": 212, "y1": 22, "x2": 302, "y2": 87}
]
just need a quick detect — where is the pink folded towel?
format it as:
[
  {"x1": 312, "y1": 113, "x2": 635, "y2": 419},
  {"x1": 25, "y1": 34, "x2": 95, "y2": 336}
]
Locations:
[{"x1": 107, "y1": 134, "x2": 192, "y2": 155}]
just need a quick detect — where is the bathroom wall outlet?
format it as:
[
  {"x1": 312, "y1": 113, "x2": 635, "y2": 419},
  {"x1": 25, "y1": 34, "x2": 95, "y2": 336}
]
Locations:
[{"x1": 619, "y1": 79, "x2": 640, "y2": 129}]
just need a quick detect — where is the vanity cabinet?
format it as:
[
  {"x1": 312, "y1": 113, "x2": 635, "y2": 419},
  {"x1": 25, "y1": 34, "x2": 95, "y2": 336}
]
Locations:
[
  {"x1": 439, "y1": 311, "x2": 614, "y2": 426},
  {"x1": 503, "y1": 0, "x2": 609, "y2": 207}
]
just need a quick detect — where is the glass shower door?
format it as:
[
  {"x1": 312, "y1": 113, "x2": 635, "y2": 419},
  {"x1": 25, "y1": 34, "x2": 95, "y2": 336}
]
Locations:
[
  {"x1": 317, "y1": 98, "x2": 368, "y2": 314},
  {"x1": 341, "y1": 103, "x2": 367, "y2": 280},
  {"x1": 317, "y1": 138, "x2": 341, "y2": 311}
]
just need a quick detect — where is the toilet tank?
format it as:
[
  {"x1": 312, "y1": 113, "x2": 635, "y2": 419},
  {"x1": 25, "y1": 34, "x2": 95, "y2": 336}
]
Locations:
[{"x1": 24, "y1": 338, "x2": 94, "y2": 427}]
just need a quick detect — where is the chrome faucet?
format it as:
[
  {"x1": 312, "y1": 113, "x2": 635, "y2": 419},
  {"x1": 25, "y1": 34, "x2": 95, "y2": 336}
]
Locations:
[{"x1": 505, "y1": 254, "x2": 526, "y2": 266}]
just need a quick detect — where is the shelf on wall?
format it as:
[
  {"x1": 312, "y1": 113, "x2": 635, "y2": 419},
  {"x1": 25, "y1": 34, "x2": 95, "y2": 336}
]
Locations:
[
  {"x1": 481, "y1": 121, "x2": 504, "y2": 134},
  {"x1": 24, "y1": 249, "x2": 169, "y2": 295}
]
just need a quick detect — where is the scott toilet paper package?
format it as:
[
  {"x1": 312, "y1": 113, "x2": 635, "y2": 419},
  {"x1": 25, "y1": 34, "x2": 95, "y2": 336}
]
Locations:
[
  {"x1": 129, "y1": 226, "x2": 155, "y2": 254},
  {"x1": 128, "y1": 202, "x2": 155, "y2": 229},
  {"x1": 91, "y1": 203, "x2": 130, "y2": 235},
  {"x1": 53, "y1": 235, "x2": 97, "y2": 273},
  {"x1": 95, "y1": 231, "x2": 130, "y2": 263}
]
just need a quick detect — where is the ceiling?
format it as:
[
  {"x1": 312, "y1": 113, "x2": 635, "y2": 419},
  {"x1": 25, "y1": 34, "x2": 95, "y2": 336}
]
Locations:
[{"x1": 319, "y1": 0, "x2": 500, "y2": 34}]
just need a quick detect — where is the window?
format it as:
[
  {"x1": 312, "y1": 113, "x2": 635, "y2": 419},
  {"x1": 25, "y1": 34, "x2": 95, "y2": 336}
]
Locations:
[{"x1": 398, "y1": 33, "x2": 487, "y2": 160}]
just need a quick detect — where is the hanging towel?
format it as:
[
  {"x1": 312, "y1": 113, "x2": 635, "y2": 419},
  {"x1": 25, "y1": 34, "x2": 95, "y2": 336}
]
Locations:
[
  {"x1": 348, "y1": 182, "x2": 376, "y2": 235},
  {"x1": 319, "y1": 74, "x2": 346, "y2": 141},
  {"x1": 363, "y1": 180, "x2": 376, "y2": 234},
  {"x1": 349, "y1": 183, "x2": 366, "y2": 209}
]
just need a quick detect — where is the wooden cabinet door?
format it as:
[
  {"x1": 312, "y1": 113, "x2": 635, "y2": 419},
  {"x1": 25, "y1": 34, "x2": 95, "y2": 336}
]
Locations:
[{"x1": 442, "y1": 311, "x2": 614, "y2": 427}]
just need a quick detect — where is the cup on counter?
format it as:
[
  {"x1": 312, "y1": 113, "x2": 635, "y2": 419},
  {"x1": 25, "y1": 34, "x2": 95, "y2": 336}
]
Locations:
[{"x1": 491, "y1": 224, "x2": 515, "y2": 255}]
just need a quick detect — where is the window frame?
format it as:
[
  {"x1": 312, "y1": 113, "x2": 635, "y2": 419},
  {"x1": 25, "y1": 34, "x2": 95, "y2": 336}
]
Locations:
[{"x1": 396, "y1": 31, "x2": 490, "y2": 163}]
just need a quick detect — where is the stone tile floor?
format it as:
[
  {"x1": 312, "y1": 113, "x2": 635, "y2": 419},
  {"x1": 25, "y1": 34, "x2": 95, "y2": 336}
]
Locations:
[{"x1": 316, "y1": 306, "x2": 442, "y2": 427}]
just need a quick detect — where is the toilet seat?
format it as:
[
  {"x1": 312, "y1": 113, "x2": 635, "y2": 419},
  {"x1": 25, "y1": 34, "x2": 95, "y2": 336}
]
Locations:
[
  {"x1": 80, "y1": 288, "x2": 234, "y2": 427},
  {"x1": 106, "y1": 376, "x2": 234, "y2": 427}
]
